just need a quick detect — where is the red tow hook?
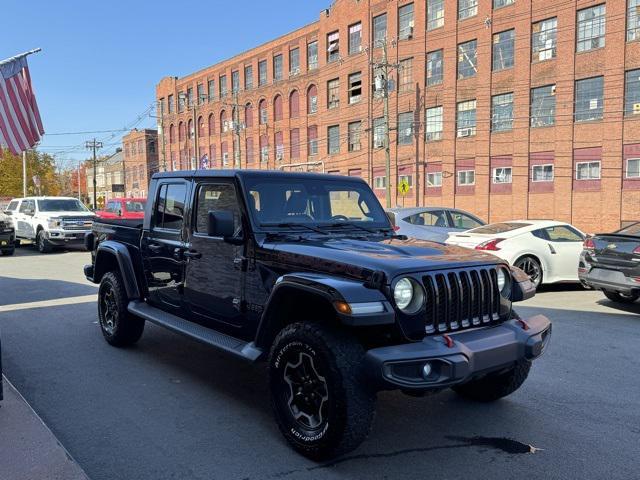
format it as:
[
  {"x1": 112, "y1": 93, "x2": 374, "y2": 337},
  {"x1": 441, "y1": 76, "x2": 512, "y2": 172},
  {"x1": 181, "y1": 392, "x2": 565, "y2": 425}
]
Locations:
[
  {"x1": 517, "y1": 319, "x2": 530, "y2": 331},
  {"x1": 442, "y1": 334, "x2": 454, "y2": 348}
]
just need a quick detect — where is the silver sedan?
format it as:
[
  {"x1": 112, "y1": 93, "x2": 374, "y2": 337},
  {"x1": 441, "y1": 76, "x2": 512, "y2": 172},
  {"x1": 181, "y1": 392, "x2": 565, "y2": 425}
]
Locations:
[{"x1": 387, "y1": 207, "x2": 486, "y2": 242}]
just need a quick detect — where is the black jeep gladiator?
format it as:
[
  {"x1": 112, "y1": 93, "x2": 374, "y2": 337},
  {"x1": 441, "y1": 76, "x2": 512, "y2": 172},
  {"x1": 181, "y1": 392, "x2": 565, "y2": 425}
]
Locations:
[{"x1": 84, "y1": 170, "x2": 551, "y2": 460}]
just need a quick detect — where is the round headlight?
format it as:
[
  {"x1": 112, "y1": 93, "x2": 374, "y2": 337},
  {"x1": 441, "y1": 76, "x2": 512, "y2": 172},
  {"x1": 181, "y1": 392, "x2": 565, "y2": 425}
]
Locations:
[
  {"x1": 496, "y1": 268, "x2": 511, "y2": 296},
  {"x1": 393, "y1": 277, "x2": 425, "y2": 314}
]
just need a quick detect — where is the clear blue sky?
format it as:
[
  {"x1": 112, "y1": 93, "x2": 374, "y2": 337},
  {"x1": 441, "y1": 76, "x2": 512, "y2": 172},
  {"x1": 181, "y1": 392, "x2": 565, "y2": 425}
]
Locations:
[{"x1": 1, "y1": 0, "x2": 329, "y2": 169}]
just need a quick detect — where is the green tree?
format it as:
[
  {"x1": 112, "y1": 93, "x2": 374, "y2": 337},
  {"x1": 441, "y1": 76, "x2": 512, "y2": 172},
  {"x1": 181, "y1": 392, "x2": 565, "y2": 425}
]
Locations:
[{"x1": 0, "y1": 149, "x2": 61, "y2": 197}]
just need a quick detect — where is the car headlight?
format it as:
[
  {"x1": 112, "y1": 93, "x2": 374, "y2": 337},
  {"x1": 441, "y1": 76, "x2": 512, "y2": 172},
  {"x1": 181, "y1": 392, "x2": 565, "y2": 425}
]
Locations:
[
  {"x1": 47, "y1": 218, "x2": 61, "y2": 229},
  {"x1": 393, "y1": 277, "x2": 425, "y2": 314},
  {"x1": 497, "y1": 268, "x2": 511, "y2": 296}
]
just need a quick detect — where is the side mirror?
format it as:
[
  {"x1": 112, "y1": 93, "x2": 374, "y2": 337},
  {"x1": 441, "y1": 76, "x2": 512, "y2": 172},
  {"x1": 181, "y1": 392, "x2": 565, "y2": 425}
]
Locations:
[
  {"x1": 207, "y1": 210, "x2": 236, "y2": 239},
  {"x1": 4, "y1": 211, "x2": 11, "y2": 216}
]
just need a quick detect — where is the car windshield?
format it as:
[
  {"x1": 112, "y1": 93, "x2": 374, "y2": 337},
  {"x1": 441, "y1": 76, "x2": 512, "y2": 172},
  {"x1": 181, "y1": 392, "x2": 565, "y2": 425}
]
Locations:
[
  {"x1": 242, "y1": 175, "x2": 390, "y2": 230},
  {"x1": 37, "y1": 199, "x2": 89, "y2": 212},
  {"x1": 125, "y1": 200, "x2": 146, "y2": 212},
  {"x1": 468, "y1": 222, "x2": 531, "y2": 235}
]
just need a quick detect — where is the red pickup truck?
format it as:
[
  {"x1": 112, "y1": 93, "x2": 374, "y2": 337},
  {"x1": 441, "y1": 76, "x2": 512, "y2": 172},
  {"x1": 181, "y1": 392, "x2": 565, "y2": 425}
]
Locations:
[{"x1": 95, "y1": 198, "x2": 146, "y2": 220}]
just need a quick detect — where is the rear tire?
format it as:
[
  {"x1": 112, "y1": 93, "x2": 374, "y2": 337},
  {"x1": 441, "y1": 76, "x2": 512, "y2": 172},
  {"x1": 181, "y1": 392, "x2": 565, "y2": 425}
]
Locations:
[
  {"x1": 36, "y1": 230, "x2": 53, "y2": 253},
  {"x1": 603, "y1": 290, "x2": 640, "y2": 304},
  {"x1": 453, "y1": 360, "x2": 531, "y2": 402},
  {"x1": 268, "y1": 322, "x2": 376, "y2": 460},
  {"x1": 98, "y1": 271, "x2": 145, "y2": 347}
]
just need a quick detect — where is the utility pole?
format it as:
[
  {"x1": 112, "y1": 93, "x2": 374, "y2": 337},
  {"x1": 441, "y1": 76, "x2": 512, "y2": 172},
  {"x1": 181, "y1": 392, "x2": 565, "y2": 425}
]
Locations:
[
  {"x1": 372, "y1": 39, "x2": 400, "y2": 209},
  {"x1": 85, "y1": 139, "x2": 103, "y2": 209},
  {"x1": 223, "y1": 91, "x2": 245, "y2": 169},
  {"x1": 77, "y1": 161, "x2": 81, "y2": 201}
]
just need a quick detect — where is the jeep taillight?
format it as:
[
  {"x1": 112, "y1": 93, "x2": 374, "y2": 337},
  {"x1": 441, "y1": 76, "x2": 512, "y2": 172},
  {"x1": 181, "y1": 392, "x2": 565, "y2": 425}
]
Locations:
[
  {"x1": 475, "y1": 238, "x2": 505, "y2": 251},
  {"x1": 583, "y1": 238, "x2": 596, "y2": 251}
]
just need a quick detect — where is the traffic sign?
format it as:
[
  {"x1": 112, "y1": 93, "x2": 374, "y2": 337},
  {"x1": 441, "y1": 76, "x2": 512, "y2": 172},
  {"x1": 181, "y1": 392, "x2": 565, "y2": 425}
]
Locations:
[{"x1": 398, "y1": 179, "x2": 410, "y2": 196}]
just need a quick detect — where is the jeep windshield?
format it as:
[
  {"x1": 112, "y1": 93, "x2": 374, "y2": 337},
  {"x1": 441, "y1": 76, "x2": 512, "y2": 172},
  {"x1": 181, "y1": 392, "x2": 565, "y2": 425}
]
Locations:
[
  {"x1": 242, "y1": 175, "x2": 391, "y2": 232},
  {"x1": 37, "y1": 199, "x2": 90, "y2": 212}
]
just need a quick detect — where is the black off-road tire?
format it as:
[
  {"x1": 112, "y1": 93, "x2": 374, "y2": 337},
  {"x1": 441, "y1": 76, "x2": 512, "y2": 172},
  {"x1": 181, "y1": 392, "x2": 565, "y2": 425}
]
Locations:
[
  {"x1": 602, "y1": 289, "x2": 640, "y2": 304},
  {"x1": 268, "y1": 322, "x2": 376, "y2": 460},
  {"x1": 453, "y1": 360, "x2": 531, "y2": 402},
  {"x1": 1, "y1": 248, "x2": 15, "y2": 256},
  {"x1": 98, "y1": 271, "x2": 145, "y2": 347},
  {"x1": 36, "y1": 230, "x2": 53, "y2": 253}
]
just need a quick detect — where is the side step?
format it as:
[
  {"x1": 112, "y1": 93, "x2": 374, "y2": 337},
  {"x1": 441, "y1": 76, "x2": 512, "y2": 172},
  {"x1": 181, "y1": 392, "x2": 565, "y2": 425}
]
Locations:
[{"x1": 128, "y1": 301, "x2": 263, "y2": 362}]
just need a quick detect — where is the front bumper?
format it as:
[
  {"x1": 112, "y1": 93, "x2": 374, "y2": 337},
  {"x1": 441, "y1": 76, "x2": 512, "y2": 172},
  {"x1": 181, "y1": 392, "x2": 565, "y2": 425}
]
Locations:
[
  {"x1": 0, "y1": 230, "x2": 15, "y2": 249},
  {"x1": 364, "y1": 315, "x2": 551, "y2": 391},
  {"x1": 45, "y1": 229, "x2": 90, "y2": 244}
]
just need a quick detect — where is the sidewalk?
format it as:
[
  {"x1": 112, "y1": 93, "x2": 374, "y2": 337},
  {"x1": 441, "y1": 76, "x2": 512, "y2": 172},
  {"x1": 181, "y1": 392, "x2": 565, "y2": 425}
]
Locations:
[{"x1": 0, "y1": 376, "x2": 89, "y2": 480}]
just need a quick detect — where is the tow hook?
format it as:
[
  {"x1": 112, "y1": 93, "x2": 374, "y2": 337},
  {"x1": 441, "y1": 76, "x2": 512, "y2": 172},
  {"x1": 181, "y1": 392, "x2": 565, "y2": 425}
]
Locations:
[
  {"x1": 442, "y1": 334, "x2": 454, "y2": 348},
  {"x1": 517, "y1": 319, "x2": 530, "y2": 331}
]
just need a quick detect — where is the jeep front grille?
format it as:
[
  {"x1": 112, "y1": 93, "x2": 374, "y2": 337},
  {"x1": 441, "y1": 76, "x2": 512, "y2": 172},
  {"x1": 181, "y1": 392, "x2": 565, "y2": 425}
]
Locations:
[{"x1": 422, "y1": 268, "x2": 502, "y2": 334}]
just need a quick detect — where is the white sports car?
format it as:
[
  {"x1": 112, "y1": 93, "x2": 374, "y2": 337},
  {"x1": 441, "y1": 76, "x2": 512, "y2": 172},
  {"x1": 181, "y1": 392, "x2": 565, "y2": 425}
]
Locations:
[{"x1": 446, "y1": 220, "x2": 587, "y2": 287}]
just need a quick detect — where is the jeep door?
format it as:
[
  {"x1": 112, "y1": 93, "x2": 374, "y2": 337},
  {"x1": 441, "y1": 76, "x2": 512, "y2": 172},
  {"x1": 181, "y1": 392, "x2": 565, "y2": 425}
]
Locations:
[
  {"x1": 141, "y1": 180, "x2": 190, "y2": 313},
  {"x1": 184, "y1": 180, "x2": 244, "y2": 331}
]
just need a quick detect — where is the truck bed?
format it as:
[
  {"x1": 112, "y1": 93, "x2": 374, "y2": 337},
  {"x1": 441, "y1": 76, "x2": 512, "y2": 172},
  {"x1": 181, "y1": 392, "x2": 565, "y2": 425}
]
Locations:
[{"x1": 92, "y1": 219, "x2": 142, "y2": 247}]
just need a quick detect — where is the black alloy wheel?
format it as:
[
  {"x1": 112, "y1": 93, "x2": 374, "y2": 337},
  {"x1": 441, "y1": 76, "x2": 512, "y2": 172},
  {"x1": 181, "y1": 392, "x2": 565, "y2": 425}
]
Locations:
[{"x1": 515, "y1": 256, "x2": 542, "y2": 288}]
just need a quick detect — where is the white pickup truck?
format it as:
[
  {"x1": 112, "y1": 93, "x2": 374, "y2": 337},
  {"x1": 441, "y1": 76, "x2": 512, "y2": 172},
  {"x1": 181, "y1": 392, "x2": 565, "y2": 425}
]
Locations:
[{"x1": 4, "y1": 197, "x2": 95, "y2": 253}]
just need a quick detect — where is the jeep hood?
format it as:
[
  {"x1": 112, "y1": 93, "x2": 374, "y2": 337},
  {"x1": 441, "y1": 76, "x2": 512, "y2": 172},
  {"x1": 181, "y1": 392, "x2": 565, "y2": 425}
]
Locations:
[{"x1": 261, "y1": 236, "x2": 503, "y2": 280}]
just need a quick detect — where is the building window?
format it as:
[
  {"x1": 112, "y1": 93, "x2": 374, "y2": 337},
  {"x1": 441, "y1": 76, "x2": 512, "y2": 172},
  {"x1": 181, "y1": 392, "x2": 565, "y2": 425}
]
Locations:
[
  {"x1": 625, "y1": 69, "x2": 640, "y2": 116},
  {"x1": 398, "y1": 112, "x2": 414, "y2": 145},
  {"x1": 492, "y1": 29, "x2": 515, "y2": 71},
  {"x1": 186, "y1": 87, "x2": 193, "y2": 107},
  {"x1": 258, "y1": 60, "x2": 267, "y2": 86},
  {"x1": 627, "y1": 158, "x2": 640, "y2": 178},
  {"x1": 532, "y1": 164, "x2": 554, "y2": 182},
  {"x1": 290, "y1": 128, "x2": 300, "y2": 160},
  {"x1": 244, "y1": 103, "x2": 253, "y2": 129},
  {"x1": 275, "y1": 132, "x2": 284, "y2": 161},
  {"x1": 348, "y1": 121, "x2": 362, "y2": 152},
  {"x1": 398, "y1": 3, "x2": 415, "y2": 40},
  {"x1": 289, "y1": 90, "x2": 300, "y2": 118},
  {"x1": 491, "y1": 92, "x2": 514, "y2": 132},
  {"x1": 427, "y1": 0, "x2": 445, "y2": 30},
  {"x1": 577, "y1": 4, "x2": 606, "y2": 53},
  {"x1": 494, "y1": 0, "x2": 514, "y2": 8},
  {"x1": 457, "y1": 100, "x2": 477, "y2": 137},
  {"x1": 308, "y1": 85, "x2": 318, "y2": 114},
  {"x1": 259, "y1": 100, "x2": 268, "y2": 124},
  {"x1": 373, "y1": 14, "x2": 387, "y2": 47},
  {"x1": 575, "y1": 76, "x2": 604, "y2": 122},
  {"x1": 532, "y1": 18, "x2": 557, "y2": 62},
  {"x1": 289, "y1": 48, "x2": 300, "y2": 76},
  {"x1": 374, "y1": 176, "x2": 387, "y2": 189},
  {"x1": 244, "y1": 66, "x2": 253, "y2": 90},
  {"x1": 349, "y1": 23, "x2": 362, "y2": 54},
  {"x1": 197, "y1": 83, "x2": 205, "y2": 105},
  {"x1": 373, "y1": 117, "x2": 385, "y2": 148},
  {"x1": 307, "y1": 41, "x2": 318, "y2": 70},
  {"x1": 531, "y1": 85, "x2": 556, "y2": 127},
  {"x1": 207, "y1": 81, "x2": 214, "y2": 102},
  {"x1": 178, "y1": 91, "x2": 185, "y2": 113},
  {"x1": 397, "y1": 58, "x2": 413, "y2": 93},
  {"x1": 328, "y1": 78, "x2": 340, "y2": 109},
  {"x1": 219, "y1": 76, "x2": 228, "y2": 98},
  {"x1": 273, "y1": 95, "x2": 283, "y2": 121},
  {"x1": 492, "y1": 167, "x2": 512, "y2": 184},
  {"x1": 327, "y1": 31, "x2": 340, "y2": 63},
  {"x1": 427, "y1": 172, "x2": 443, "y2": 187},
  {"x1": 629, "y1": 0, "x2": 640, "y2": 41},
  {"x1": 576, "y1": 161, "x2": 601, "y2": 180},
  {"x1": 168, "y1": 94, "x2": 174, "y2": 113},
  {"x1": 308, "y1": 125, "x2": 318, "y2": 156},
  {"x1": 426, "y1": 106, "x2": 443, "y2": 141},
  {"x1": 427, "y1": 50, "x2": 443, "y2": 86},
  {"x1": 273, "y1": 55, "x2": 283, "y2": 81},
  {"x1": 328, "y1": 125, "x2": 340, "y2": 155},
  {"x1": 232, "y1": 71, "x2": 240, "y2": 94},
  {"x1": 260, "y1": 135, "x2": 269, "y2": 162},
  {"x1": 348, "y1": 72, "x2": 362, "y2": 104},
  {"x1": 459, "y1": 0, "x2": 478, "y2": 20},
  {"x1": 457, "y1": 170, "x2": 475, "y2": 186},
  {"x1": 458, "y1": 40, "x2": 477, "y2": 79},
  {"x1": 399, "y1": 174, "x2": 413, "y2": 189}
]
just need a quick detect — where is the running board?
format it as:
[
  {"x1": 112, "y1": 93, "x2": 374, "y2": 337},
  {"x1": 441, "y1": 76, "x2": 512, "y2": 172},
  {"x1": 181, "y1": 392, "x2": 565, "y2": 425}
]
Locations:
[{"x1": 128, "y1": 301, "x2": 263, "y2": 362}]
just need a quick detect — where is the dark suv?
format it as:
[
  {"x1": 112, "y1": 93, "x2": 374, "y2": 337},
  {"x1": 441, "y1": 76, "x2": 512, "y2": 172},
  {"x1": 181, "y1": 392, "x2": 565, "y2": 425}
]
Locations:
[{"x1": 84, "y1": 170, "x2": 551, "y2": 460}]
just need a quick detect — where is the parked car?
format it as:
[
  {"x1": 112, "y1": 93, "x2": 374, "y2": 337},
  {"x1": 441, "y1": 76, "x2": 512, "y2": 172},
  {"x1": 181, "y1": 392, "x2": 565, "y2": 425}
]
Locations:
[
  {"x1": 95, "y1": 198, "x2": 146, "y2": 220},
  {"x1": 0, "y1": 211, "x2": 15, "y2": 256},
  {"x1": 446, "y1": 220, "x2": 586, "y2": 288},
  {"x1": 84, "y1": 170, "x2": 550, "y2": 460},
  {"x1": 4, "y1": 197, "x2": 94, "y2": 253},
  {"x1": 387, "y1": 207, "x2": 485, "y2": 242},
  {"x1": 579, "y1": 222, "x2": 640, "y2": 304}
]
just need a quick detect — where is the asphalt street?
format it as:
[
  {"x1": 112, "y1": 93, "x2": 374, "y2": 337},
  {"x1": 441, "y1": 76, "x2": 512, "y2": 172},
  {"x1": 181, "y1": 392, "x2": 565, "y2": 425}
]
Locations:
[{"x1": 0, "y1": 246, "x2": 639, "y2": 480}]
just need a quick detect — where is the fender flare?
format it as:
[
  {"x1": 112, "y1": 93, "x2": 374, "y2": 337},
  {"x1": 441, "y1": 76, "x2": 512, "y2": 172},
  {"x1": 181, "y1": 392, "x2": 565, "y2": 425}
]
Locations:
[
  {"x1": 254, "y1": 273, "x2": 394, "y2": 349},
  {"x1": 94, "y1": 240, "x2": 141, "y2": 300}
]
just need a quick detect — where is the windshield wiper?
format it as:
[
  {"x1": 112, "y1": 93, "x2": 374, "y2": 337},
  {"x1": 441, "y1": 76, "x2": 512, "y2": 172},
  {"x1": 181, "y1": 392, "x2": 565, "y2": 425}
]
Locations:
[
  {"x1": 261, "y1": 222, "x2": 330, "y2": 235},
  {"x1": 322, "y1": 222, "x2": 379, "y2": 234}
]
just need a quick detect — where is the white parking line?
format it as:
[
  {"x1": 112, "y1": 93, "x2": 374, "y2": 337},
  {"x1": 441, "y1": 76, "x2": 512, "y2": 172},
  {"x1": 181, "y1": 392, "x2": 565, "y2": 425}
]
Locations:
[{"x1": 0, "y1": 294, "x2": 97, "y2": 313}]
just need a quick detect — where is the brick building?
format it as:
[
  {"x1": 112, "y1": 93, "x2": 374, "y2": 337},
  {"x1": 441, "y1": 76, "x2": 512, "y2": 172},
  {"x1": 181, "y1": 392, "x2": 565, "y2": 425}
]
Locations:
[
  {"x1": 156, "y1": 0, "x2": 640, "y2": 232},
  {"x1": 85, "y1": 150, "x2": 125, "y2": 209},
  {"x1": 122, "y1": 129, "x2": 159, "y2": 198}
]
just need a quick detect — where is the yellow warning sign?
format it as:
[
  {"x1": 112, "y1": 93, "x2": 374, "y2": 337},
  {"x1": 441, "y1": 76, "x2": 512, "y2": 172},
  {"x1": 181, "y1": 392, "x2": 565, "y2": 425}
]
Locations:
[{"x1": 398, "y1": 179, "x2": 410, "y2": 196}]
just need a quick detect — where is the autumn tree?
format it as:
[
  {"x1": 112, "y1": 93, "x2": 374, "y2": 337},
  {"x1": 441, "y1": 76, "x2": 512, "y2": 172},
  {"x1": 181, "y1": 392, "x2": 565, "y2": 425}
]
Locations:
[{"x1": 0, "y1": 149, "x2": 61, "y2": 197}]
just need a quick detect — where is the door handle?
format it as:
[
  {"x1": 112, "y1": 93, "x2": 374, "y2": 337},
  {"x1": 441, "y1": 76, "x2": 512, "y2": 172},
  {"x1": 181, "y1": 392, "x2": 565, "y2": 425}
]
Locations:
[
  {"x1": 183, "y1": 250, "x2": 202, "y2": 260},
  {"x1": 148, "y1": 243, "x2": 163, "y2": 253}
]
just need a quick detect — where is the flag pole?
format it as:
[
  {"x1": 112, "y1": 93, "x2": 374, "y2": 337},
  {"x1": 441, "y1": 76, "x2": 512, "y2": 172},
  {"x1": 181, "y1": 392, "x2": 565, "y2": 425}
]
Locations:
[
  {"x1": 0, "y1": 48, "x2": 41, "y2": 66},
  {"x1": 22, "y1": 151, "x2": 27, "y2": 197}
]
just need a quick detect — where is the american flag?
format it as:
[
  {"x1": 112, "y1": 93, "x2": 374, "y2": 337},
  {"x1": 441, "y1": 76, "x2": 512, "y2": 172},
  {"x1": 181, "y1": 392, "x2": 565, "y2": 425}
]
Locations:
[{"x1": 0, "y1": 55, "x2": 44, "y2": 154}]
